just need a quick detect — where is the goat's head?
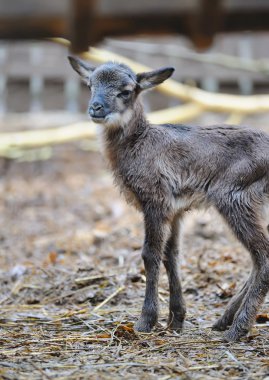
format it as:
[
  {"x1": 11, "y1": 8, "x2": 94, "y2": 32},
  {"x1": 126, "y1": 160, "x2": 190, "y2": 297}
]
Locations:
[{"x1": 68, "y1": 57, "x2": 174, "y2": 127}]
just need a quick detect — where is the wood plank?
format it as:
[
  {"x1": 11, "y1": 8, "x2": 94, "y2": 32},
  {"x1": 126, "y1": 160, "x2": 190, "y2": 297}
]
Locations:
[
  {"x1": 69, "y1": 0, "x2": 96, "y2": 53},
  {"x1": 0, "y1": 18, "x2": 67, "y2": 39},
  {"x1": 0, "y1": 0, "x2": 68, "y2": 16},
  {"x1": 1, "y1": 0, "x2": 269, "y2": 51}
]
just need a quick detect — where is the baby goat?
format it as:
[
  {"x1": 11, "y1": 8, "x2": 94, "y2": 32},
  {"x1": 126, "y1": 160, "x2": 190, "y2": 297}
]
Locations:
[{"x1": 68, "y1": 56, "x2": 269, "y2": 342}]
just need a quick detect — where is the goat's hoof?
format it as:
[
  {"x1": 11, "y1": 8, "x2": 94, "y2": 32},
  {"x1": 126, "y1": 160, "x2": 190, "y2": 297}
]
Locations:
[
  {"x1": 167, "y1": 318, "x2": 184, "y2": 332},
  {"x1": 134, "y1": 318, "x2": 155, "y2": 333},
  {"x1": 223, "y1": 327, "x2": 247, "y2": 342},
  {"x1": 212, "y1": 319, "x2": 229, "y2": 331},
  {"x1": 134, "y1": 316, "x2": 158, "y2": 333}
]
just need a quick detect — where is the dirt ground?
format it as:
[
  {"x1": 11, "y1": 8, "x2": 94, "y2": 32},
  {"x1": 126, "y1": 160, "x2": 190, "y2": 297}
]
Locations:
[{"x1": 0, "y1": 119, "x2": 269, "y2": 379}]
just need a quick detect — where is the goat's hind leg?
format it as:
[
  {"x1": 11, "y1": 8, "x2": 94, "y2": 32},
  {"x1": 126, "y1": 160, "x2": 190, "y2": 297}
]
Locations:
[
  {"x1": 224, "y1": 255, "x2": 269, "y2": 342},
  {"x1": 212, "y1": 274, "x2": 253, "y2": 331},
  {"x1": 216, "y1": 197, "x2": 269, "y2": 341},
  {"x1": 163, "y1": 216, "x2": 186, "y2": 330}
]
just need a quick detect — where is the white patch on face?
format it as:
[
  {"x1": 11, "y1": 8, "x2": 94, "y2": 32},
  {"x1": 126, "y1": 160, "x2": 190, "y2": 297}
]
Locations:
[{"x1": 103, "y1": 109, "x2": 133, "y2": 128}]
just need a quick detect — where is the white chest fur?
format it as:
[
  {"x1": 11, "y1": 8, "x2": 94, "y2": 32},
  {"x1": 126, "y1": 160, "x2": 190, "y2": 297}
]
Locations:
[{"x1": 171, "y1": 193, "x2": 208, "y2": 214}]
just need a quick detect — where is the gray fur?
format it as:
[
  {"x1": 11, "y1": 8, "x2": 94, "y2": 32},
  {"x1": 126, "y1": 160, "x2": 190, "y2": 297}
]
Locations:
[{"x1": 68, "y1": 56, "x2": 269, "y2": 342}]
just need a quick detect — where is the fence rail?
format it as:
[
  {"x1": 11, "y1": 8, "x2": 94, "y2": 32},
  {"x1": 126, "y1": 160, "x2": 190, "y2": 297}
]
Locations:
[{"x1": 1, "y1": 34, "x2": 269, "y2": 115}]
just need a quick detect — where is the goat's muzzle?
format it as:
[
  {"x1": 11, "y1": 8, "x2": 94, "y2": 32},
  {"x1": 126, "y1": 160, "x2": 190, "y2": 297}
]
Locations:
[{"x1": 89, "y1": 101, "x2": 107, "y2": 121}]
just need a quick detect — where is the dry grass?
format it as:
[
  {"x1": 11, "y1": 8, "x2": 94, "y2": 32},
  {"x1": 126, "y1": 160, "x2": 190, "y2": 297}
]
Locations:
[{"x1": 0, "y1": 140, "x2": 269, "y2": 380}]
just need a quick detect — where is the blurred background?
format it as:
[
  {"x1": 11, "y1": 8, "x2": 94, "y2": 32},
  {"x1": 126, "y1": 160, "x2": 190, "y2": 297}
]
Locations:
[
  {"x1": 1, "y1": 1, "x2": 269, "y2": 378},
  {"x1": 0, "y1": 0, "x2": 269, "y2": 273},
  {"x1": 1, "y1": 0, "x2": 269, "y2": 128},
  {"x1": 1, "y1": 0, "x2": 269, "y2": 283}
]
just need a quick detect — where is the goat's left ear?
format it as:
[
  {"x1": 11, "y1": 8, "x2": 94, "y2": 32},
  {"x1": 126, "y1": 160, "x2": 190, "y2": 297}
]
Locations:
[
  {"x1": 68, "y1": 56, "x2": 95, "y2": 84},
  {"x1": 136, "y1": 67, "x2": 175, "y2": 90}
]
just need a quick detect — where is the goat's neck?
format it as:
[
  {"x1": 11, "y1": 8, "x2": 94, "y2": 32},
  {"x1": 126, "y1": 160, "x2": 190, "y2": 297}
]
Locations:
[
  {"x1": 102, "y1": 101, "x2": 149, "y2": 169},
  {"x1": 104, "y1": 101, "x2": 148, "y2": 144},
  {"x1": 109, "y1": 101, "x2": 149, "y2": 135}
]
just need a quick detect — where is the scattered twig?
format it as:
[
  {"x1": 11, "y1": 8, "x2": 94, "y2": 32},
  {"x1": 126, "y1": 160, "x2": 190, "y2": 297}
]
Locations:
[
  {"x1": 93, "y1": 286, "x2": 125, "y2": 312},
  {"x1": 225, "y1": 350, "x2": 249, "y2": 372},
  {"x1": 85, "y1": 361, "x2": 221, "y2": 374},
  {"x1": 30, "y1": 362, "x2": 52, "y2": 380},
  {"x1": 74, "y1": 274, "x2": 116, "y2": 286}
]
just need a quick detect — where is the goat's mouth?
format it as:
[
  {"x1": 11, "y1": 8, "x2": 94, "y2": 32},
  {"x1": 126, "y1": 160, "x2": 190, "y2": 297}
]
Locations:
[
  {"x1": 90, "y1": 115, "x2": 107, "y2": 123},
  {"x1": 90, "y1": 112, "x2": 125, "y2": 127},
  {"x1": 90, "y1": 113, "x2": 118, "y2": 125}
]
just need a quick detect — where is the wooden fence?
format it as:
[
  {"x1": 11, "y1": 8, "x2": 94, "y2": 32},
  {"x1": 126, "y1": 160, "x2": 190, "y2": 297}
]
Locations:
[{"x1": 0, "y1": 33, "x2": 269, "y2": 116}]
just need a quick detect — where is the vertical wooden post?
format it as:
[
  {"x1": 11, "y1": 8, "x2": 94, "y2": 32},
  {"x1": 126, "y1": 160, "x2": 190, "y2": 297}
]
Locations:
[
  {"x1": 29, "y1": 44, "x2": 44, "y2": 113},
  {"x1": 64, "y1": 77, "x2": 80, "y2": 112},
  {"x1": 0, "y1": 45, "x2": 7, "y2": 115},
  {"x1": 69, "y1": 0, "x2": 96, "y2": 53},
  {"x1": 191, "y1": 0, "x2": 223, "y2": 49},
  {"x1": 237, "y1": 34, "x2": 253, "y2": 95}
]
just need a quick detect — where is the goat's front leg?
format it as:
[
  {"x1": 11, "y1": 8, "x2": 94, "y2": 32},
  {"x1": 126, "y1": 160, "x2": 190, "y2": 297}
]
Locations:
[
  {"x1": 163, "y1": 216, "x2": 186, "y2": 331},
  {"x1": 135, "y1": 211, "x2": 169, "y2": 333}
]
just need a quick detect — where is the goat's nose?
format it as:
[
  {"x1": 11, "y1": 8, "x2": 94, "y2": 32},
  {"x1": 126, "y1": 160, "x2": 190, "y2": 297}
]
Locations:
[
  {"x1": 91, "y1": 102, "x2": 103, "y2": 111},
  {"x1": 89, "y1": 102, "x2": 105, "y2": 117}
]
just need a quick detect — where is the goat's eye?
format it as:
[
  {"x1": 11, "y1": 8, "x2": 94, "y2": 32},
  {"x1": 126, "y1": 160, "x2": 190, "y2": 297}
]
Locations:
[{"x1": 118, "y1": 90, "x2": 131, "y2": 98}]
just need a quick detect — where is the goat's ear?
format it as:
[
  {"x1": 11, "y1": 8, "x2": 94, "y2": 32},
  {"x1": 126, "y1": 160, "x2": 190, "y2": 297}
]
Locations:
[
  {"x1": 68, "y1": 56, "x2": 95, "y2": 83},
  {"x1": 136, "y1": 67, "x2": 174, "y2": 90}
]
